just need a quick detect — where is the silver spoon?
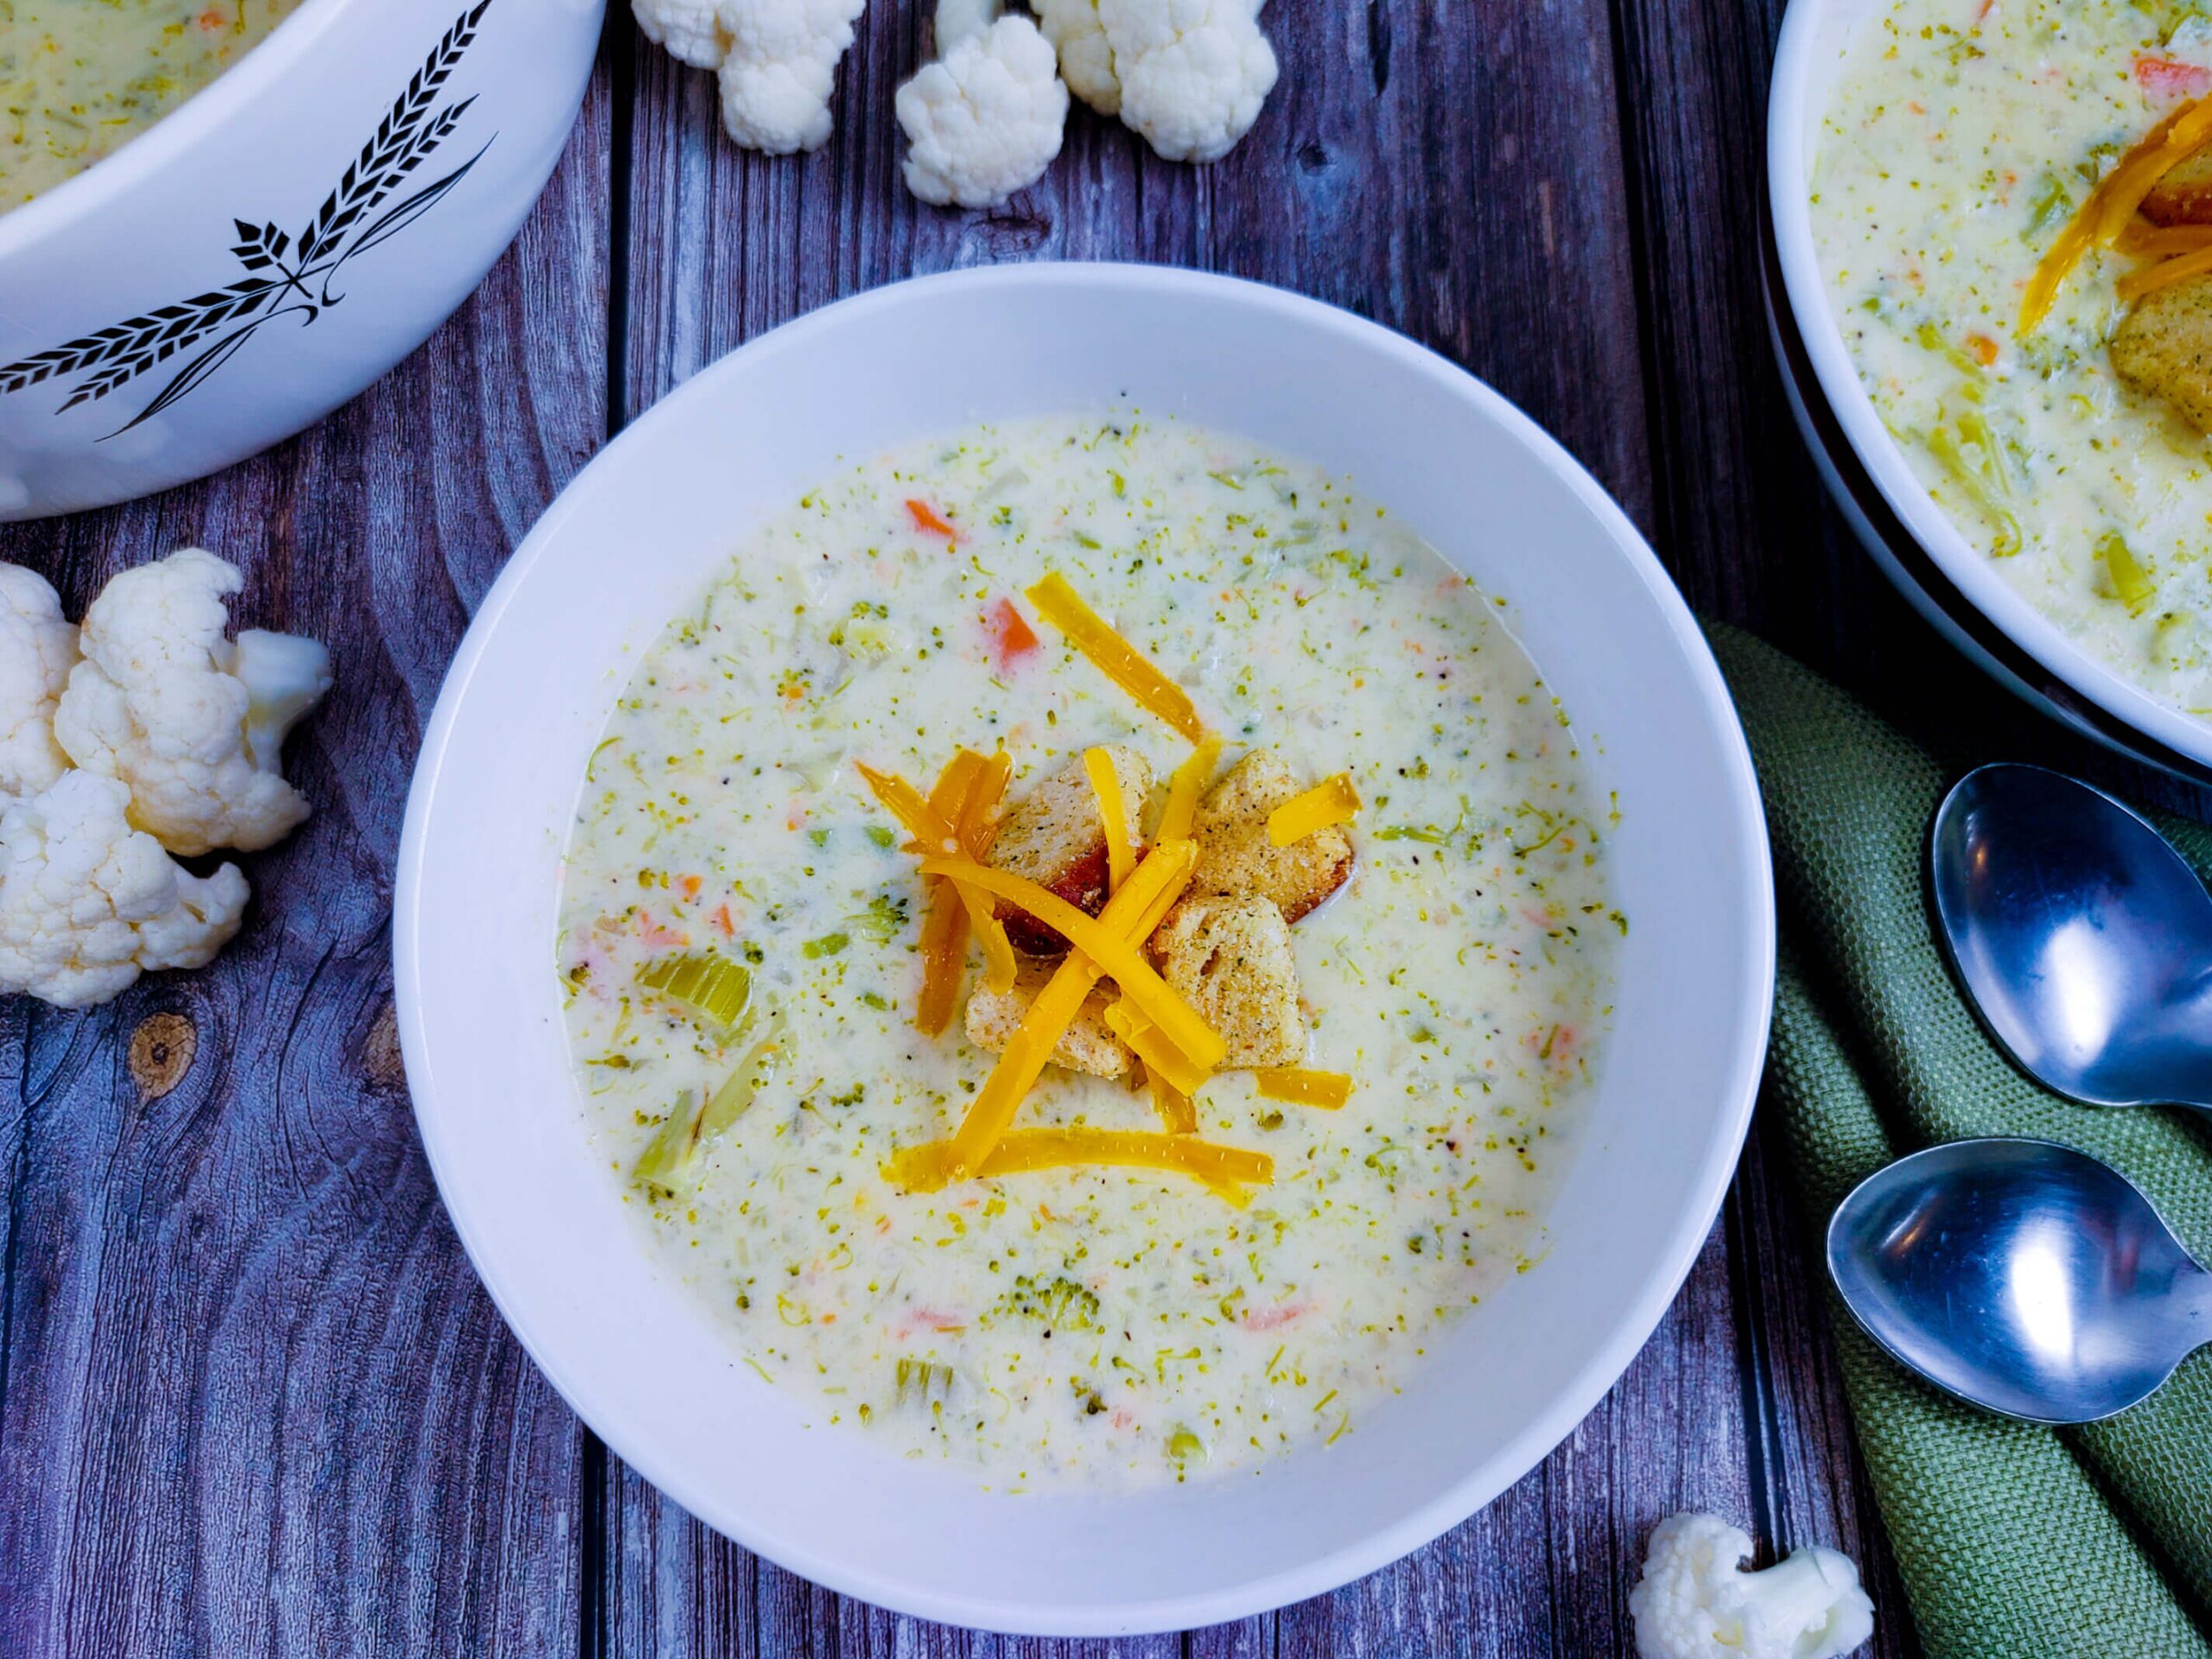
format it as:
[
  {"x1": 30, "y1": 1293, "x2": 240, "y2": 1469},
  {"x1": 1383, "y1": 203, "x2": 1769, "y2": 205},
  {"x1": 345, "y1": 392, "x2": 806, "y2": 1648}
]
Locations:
[
  {"x1": 1930, "y1": 762, "x2": 2212, "y2": 1111},
  {"x1": 1827, "y1": 1138, "x2": 2212, "y2": 1423}
]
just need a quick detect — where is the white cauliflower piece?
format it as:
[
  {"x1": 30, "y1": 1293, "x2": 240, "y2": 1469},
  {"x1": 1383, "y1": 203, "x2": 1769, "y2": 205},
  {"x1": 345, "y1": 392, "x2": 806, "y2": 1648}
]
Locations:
[
  {"x1": 633, "y1": 0, "x2": 730, "y2": 67},
  {"x1": 934, "y1": 0, "x2": 1000, "y2": 53},
  {"x1": 897, "y1": 15, "x2": 1069, "y2": 207},
  {"x1": 53, "y1": 548, "x2": 332, "y2": 858},
  {"x1": 1036, "y1": 0, "x2": 1120, "y2": 114},
  {"x1": 1629, "y1": 1513, "x2": 1874, "y2": 1659},
  {"x1": 1098, "y1": 0, "x2": 1275, "y2": 163},
  {"x1": 0, "y1": 772, "x2": 249, "y2": 1009},
  {"x1": 0, "y1": 563, "x2": 78, "y2": 803},
  {"x1": 716, "y1": 0, "x2": 867, "y2": 155}
]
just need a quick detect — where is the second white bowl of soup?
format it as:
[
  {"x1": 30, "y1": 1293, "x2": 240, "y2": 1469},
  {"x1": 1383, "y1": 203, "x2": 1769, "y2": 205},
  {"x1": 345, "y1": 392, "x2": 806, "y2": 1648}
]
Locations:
[
  {"x1": 0, "y1": 0, "x2": 603, "y2": 518},
  {"x1": 397, "y1": 264, "x2": 1774, "y2": 1631},
  {"x1": 1773, "y1": 0, "x2": 2212, "y2": 777}
]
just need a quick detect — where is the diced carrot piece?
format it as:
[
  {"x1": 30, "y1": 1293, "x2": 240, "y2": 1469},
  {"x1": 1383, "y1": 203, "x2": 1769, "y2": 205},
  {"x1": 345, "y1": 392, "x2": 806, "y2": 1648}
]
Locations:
[{"x1": 907, "y1": 499, "x2": 959, "y2": 540}]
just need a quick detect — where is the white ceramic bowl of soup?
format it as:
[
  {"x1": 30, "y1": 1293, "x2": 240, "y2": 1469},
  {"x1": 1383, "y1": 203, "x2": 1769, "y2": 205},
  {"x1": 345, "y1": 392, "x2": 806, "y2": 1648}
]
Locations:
[
  {"x1": 396, "y1": 264, "x2": 1774, "y2": 1634},
  {"x1": 0, "y1": 0, "x2": 603, "y2": 520},
  {"x1": 1769, "y1": 0, "x2": 2212, "y2": 782}
]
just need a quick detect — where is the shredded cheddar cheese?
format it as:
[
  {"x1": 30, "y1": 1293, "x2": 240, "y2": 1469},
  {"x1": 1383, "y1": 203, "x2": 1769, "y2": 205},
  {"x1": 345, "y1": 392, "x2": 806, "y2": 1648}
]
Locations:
[
  {"x1": 1156, "y1": 734, "x2": 1224, "y2": 843},
  {"x1": 1266, "y1": 772, "x2": 1361, "y2": 846},
  {"x1": 2117, "y1": 217, "x2": 2212, "y2": 257},
  {"x1": 2119, "y1": 241, "x2": 2212, "y2": 301},
  {"x1": 1084, "y1": 747, "x2": 1135, "y2": 893},
  {"x1": 1026, "y1": 572, "x2": 1211, "y2": 742},
  {"x1": 856, "y1": 762, "x2": 961, "y2": 853},
  {"x1": 1103, "y1": 997, "x2": 1212, "y2": 1096},
  {"x1": 1147, "y1": 1071, "x2": 1198, "y2": 1135},
  {"x1": 888, "y1": 1127, "x2": 1270, "y2": 1204},
  {"x1": 918, "y1": 851, "x2": 1226, "y2": 1075},
  {"x1": 1252, "y1": 1067, "x2": 1354, "y2": 1109},
  {"x1": 939, "y1": 844, "x2": 1200, "y2": 1175},
  {"x1": 2023, "y1": 95, "x2": 2212, "y2": 332}
]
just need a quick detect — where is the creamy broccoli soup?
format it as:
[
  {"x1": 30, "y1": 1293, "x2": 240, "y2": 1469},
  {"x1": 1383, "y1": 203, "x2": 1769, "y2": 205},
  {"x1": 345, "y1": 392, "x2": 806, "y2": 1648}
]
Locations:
[
  {"x1": 557, "y1": 414, "x2": 1619, "y2": 1488},
  {"x1": 1, "y1": 1, "x2": 305, "y2": 211},
  {"x1": 1813, "y1": 0, "x2": 2212, "y2": 717}
]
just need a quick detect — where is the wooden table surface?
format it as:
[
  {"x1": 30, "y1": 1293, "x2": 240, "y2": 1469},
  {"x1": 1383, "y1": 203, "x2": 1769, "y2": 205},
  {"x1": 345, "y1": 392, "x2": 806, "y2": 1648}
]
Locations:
[{"x1": 18, "y1": 3, "x2": 2206, "y2": 1653}]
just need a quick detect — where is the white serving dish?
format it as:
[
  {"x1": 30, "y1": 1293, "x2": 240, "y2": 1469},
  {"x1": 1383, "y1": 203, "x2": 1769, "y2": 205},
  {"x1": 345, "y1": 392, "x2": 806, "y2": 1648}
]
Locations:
[
  {"x1": 396, "y1": 264, "x2": 1775, "y2": 1635},
  {"x1": 0, "y1": 0, "x2": 604, "y2": 520},
  {"x1": 1769, "y1": 0, "x2": 2212, "y2": 783}
]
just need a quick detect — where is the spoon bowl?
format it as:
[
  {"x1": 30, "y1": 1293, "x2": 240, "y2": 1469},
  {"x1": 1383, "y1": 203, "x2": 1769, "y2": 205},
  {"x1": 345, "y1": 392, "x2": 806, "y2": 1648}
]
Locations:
[
  {"x1": 1930, "y1": 763, "x2": 2212, "y2": 1111},
  {"x1": 1827, "y1": 1139, "x2": 2212, "y2": 1423}
]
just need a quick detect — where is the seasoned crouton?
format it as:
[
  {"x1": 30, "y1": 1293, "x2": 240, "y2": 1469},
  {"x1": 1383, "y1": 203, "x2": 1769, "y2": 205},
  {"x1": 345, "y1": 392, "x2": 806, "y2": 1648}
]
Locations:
[
  {"x1": 964, "y1": 963, "x2": 1134, "y2": 1078},
  {"x1": 2142, "y1": 146, "x2": 2212, "y2": 227},
  {"x1": 2113, "y1": 272, "x2": 2212, "y2": 433},
  {"x1": 988, "y1": 747, "x2": 1154, "y2": 954},
  {"x1": 1154, "y1": 897, "x2": 1306, "y2": 1068},
  {"x1": 1184, "y1": 750, "x2": 1352, "y2": 924}
]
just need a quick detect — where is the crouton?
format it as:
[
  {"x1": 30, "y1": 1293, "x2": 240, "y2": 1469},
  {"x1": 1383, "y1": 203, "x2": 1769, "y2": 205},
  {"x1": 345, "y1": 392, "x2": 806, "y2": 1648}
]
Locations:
[
  {"x1": 2142, "y1": 146, "x2": 2212, "y2": 227},
  {"x1": 964, "y1": 963, "x2": 1134, "y2": 1078},
  {"x1": 1153, "y1": 897, "x2": 1306, "y2": 1068},
  {"x1": 1184, "y1": 751, "x2": 1352, "y2": 924},
  {"x1": 988, "y1": 747, "x2": 1154, "y2": 954},
  {"x1": 2113, "y1": 271, "x2": 2212, "y2": 433}
]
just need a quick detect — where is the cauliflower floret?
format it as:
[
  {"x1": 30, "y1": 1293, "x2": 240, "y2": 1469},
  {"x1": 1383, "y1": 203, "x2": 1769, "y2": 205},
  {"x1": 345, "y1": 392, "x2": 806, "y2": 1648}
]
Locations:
[
  {"x1": 1629, "y1": 1514, "x2": 1874, "y2": 1659},
  {"x1": 716, "y1": 0, "x2": 867, "y2": 154},
  {"x1": 0, "y1": 772, "x2": 249, "y2": 1009},
  {"x1": 52, "y1": 548, "x2": 332, "y2": 858},
  {"x1": 1099, "y1": 0, "x2": 1275, "y2": 163},
  {"x1": 633, "y1": 0, "x2": 730, "y2": 67},
  {"x1": 0, "y1": 563, "x2": 79, "y2": 803},
  {"x1": 897, "y1": 15, "x2": 1069, "y2": 207},
  {"x1": 1035, "y1": 0, "x2": 1120, "y2": 113}
]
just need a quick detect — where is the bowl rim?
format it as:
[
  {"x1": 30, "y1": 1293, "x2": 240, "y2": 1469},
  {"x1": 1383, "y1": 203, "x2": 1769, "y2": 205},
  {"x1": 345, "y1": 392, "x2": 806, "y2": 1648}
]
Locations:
[
  {"x1": 395, "y1": 262, "x2": 1776, "y2": 1632},
  {"x1": 1765, "y1": 0, "x2": 2212, "y2": 775},
  {"x1": 1, "y1": 0, "x2": 422, "y2": 261}
]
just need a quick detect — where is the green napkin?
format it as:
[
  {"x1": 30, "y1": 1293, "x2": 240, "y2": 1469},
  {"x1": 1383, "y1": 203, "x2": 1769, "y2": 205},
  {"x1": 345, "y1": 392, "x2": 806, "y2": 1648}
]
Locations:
[{"x1": 1707, "y1": 624, "x2": 2212, "y2": 1659}]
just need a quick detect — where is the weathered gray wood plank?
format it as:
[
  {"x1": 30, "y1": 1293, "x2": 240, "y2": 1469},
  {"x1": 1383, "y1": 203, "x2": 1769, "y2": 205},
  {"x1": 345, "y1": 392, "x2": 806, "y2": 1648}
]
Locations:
[{"x1": 0, "y1": 43, "x2": 614, "y2": 1659}]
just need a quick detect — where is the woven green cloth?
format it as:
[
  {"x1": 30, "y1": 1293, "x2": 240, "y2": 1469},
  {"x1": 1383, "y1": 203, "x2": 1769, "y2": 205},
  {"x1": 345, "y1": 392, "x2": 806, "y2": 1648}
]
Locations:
[{"x1": 1707, "y1": 624, "x2": 2212, "y2": 1659}]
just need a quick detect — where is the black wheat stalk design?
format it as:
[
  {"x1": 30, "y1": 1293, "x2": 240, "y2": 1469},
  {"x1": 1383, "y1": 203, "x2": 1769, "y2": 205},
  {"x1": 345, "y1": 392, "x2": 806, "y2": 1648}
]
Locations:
[{"x1": 0, "y1": 0, "x2": 496, "y2": 436}]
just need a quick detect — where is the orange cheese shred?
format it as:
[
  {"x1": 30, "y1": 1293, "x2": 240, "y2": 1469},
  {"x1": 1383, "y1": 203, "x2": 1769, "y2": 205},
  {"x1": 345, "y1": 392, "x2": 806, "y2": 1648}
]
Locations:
[
  {"x1": 919, "y1": 849, "x2": 1225, "y2": 1076},
  {"x1": 2118, "y1": 241, "x2": 2212, "y2": 301},
  {"x1": 1103, "y1": 997, "x2": 1212, "y2": 1097},
  {"x1": 913, "y1": 880, "x2": 967, "y2": 1035},
  {"x1": 1084, "y1": 747, "x2": 1135, "y2": 893},
  {"x1": 888, "y1": 1128, "x2": 1269, "y2": 1204},
  {"x1": 2022, "y1": 95, "x2": 2212, "y2": 332},
  {"x1": 2117, "y1": 217, "x2": 2212, "y2": 257},
  {"x1": 1147, "y1": 1071, "x2": 1198, "y2": 1135},
  {"x1": 1025, "y1": 572, "x2": 1210, "y2": 742},
  {"x1": 941, "y1": 843, "x2": 1199, "y2": 1175},
  {"x1": 856, "y1": 762, "x2": 959, "y2": 854},
  {"x1": 1266, "y1": 772, "x2": 1362, "y2": 847},
  {"x1": 1155, "y1": 734, "x2": 1224, "y2": 843},
  {"x1": 1252, "y1": 1067, "x2": 1355, "y2": 1110}
]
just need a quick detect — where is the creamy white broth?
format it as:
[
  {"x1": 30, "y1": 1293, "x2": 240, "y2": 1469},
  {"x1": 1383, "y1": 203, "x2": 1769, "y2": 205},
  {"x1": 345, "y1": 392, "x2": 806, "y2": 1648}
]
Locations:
[
  {"x1": 1812, "y1": 0, "x2": 2212, "y2": 716},
  {"x1": 556, "y1": 414, "x2": 1618, "y2": 1487},
  {"x1": 0, "y1": 1, "x2": 307, "y2": 211}
]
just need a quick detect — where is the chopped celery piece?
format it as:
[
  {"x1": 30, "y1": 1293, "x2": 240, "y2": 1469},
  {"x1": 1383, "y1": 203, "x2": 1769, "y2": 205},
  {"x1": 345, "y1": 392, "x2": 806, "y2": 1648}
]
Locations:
[
  {"x1": 637, "y1": 952, "x2": 753, "y2": 1030},
  {"x1": 1922, "y1": 413, "x2": 2024, "y2": 557},
  {"x1": 2022, "y1": 172, "x2": 2071, "y2": 240},
  {"x1": 1914, "y1": 321, "x2": 1984, "y2": 378},
  {"x1": 2099, "y1": 531, "x2": 2158, "y2": 616},
  {"x1": 894, "y1": 1358, "x2": 956, "y2": 1404},
  {"x1": 697, "y1": 1010, "x2": 791, "y2": 1142},
  {"x1": 632, "y1": 1089, "x2": 698, "y2": 1196},
  {"x1": 629, "y1": 1007, "x2": 789, "y2": 1197},
  {"x1": 803, "y1": 931, "x2": 849, "y2": 959}
]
